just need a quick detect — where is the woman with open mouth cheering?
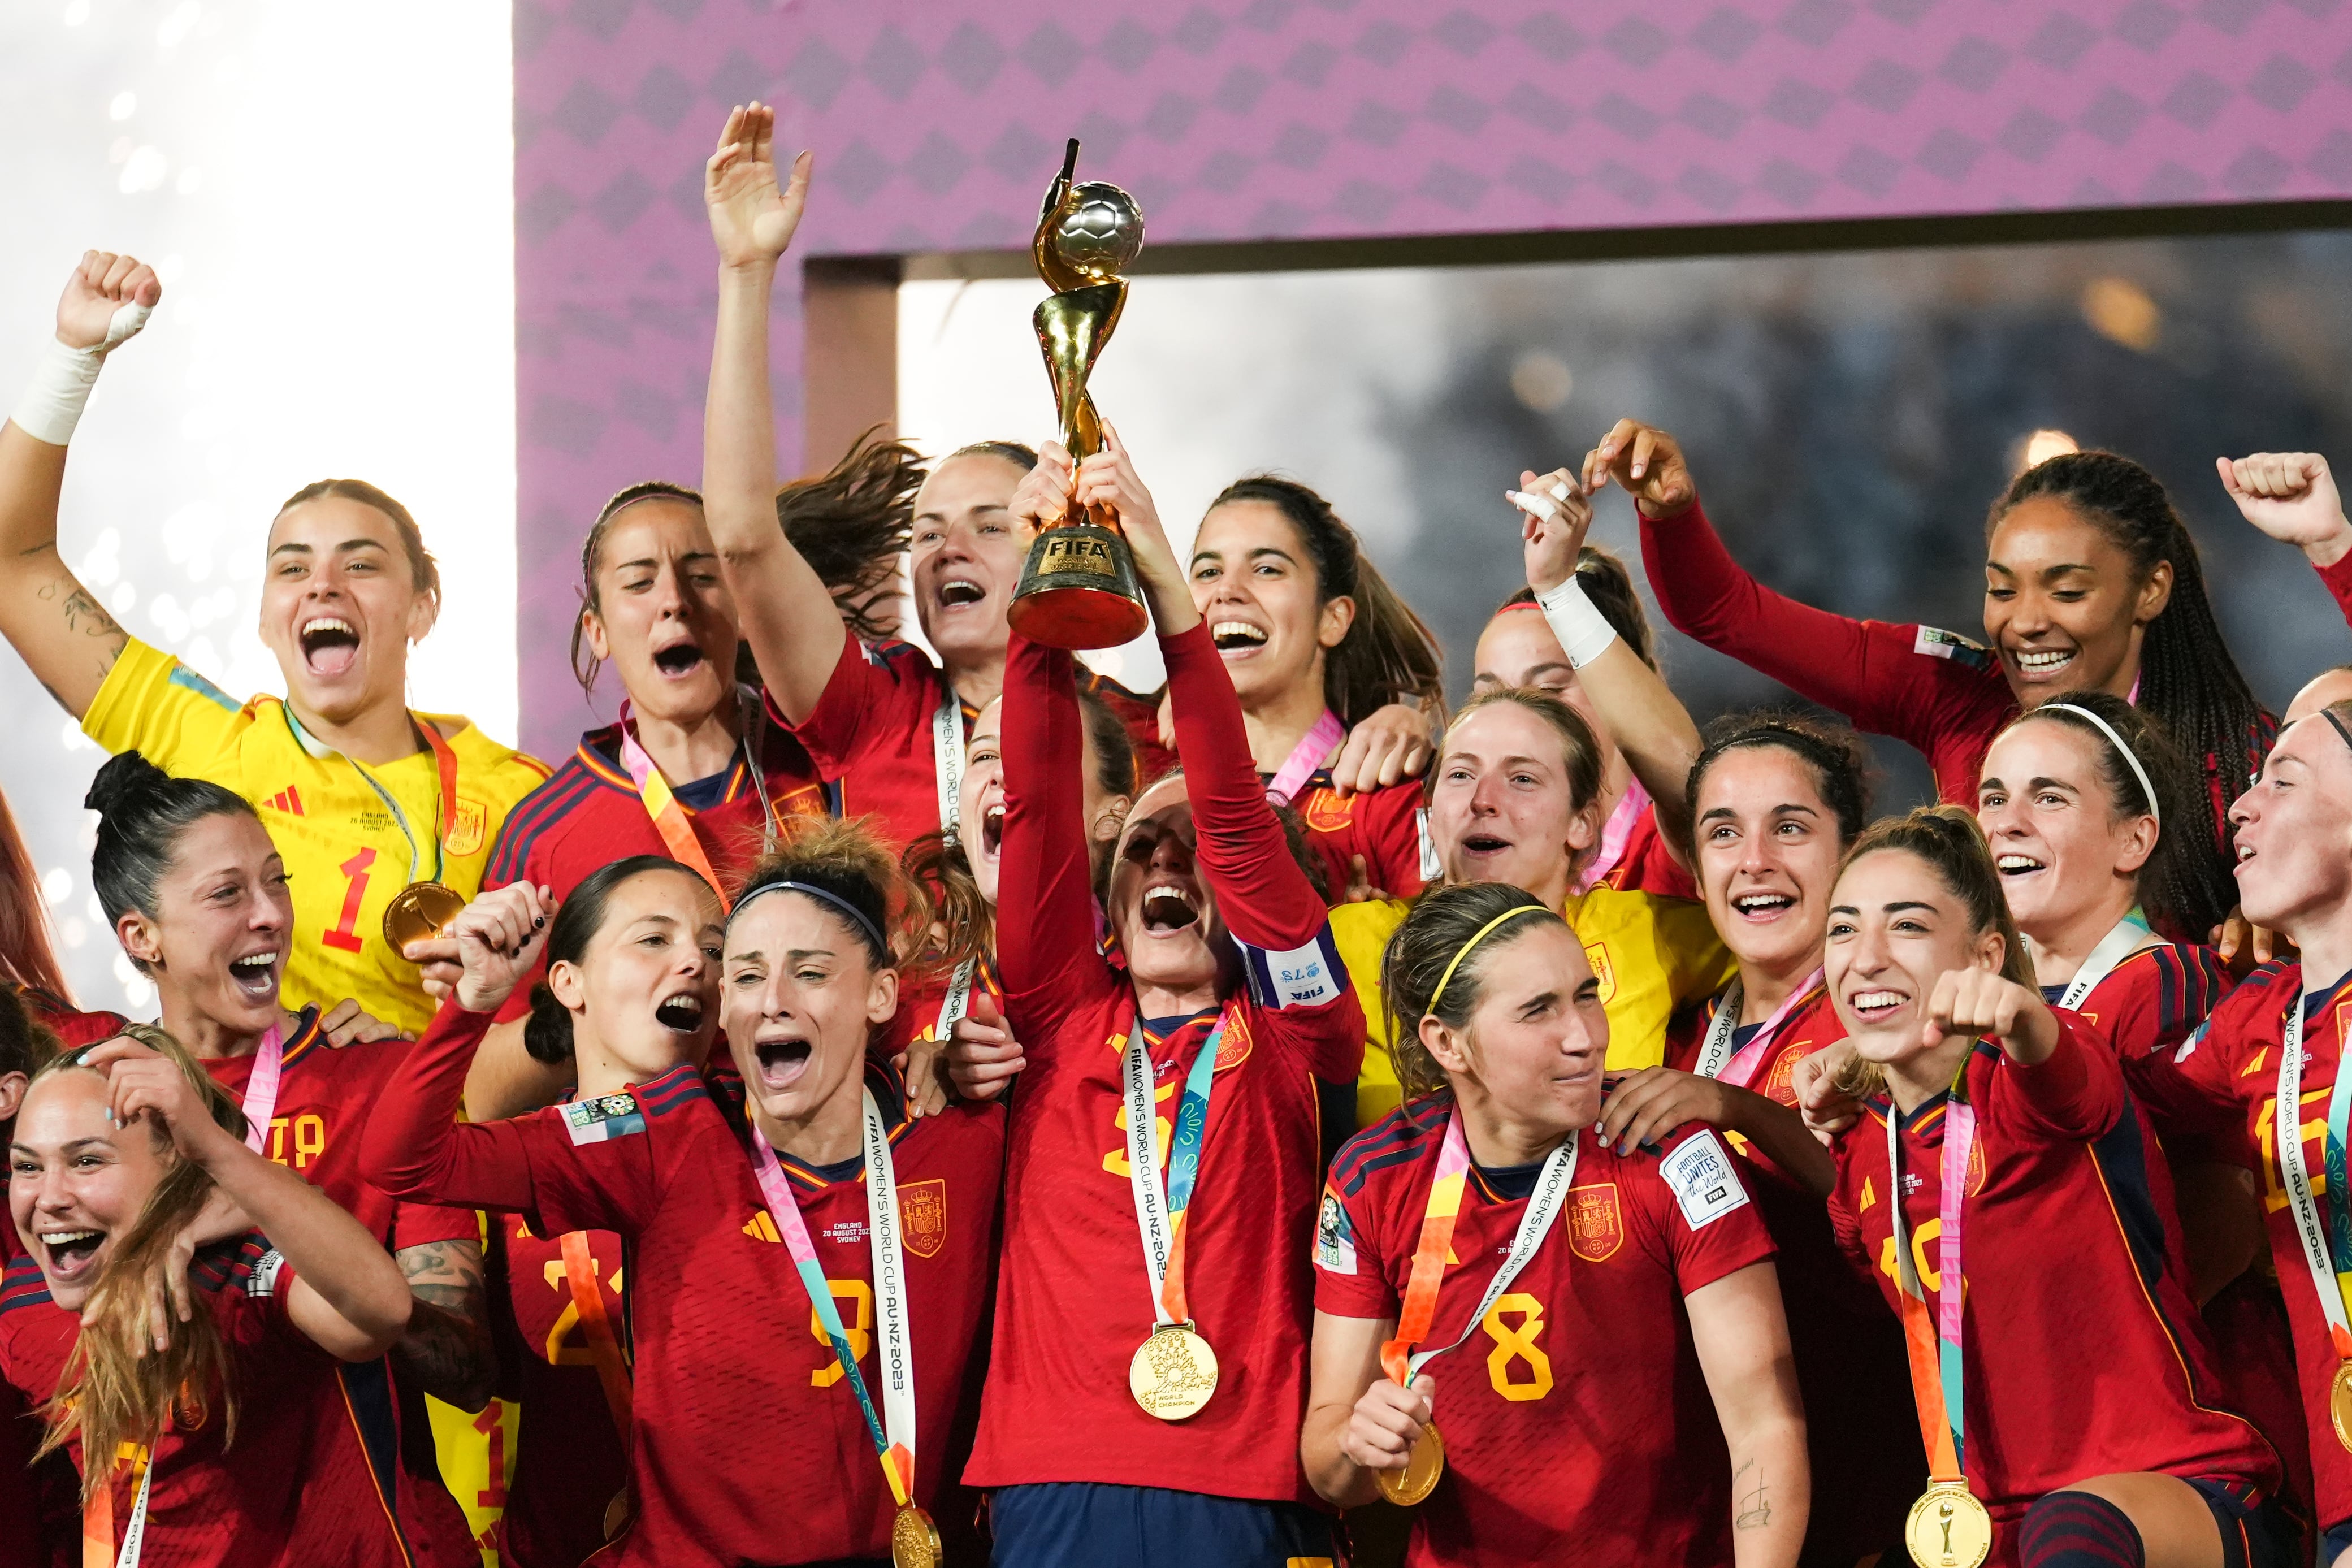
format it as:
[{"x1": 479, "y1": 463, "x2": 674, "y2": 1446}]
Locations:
[
  {"x1": 1593, "y1": 418, "x2": 2273, "y2": 959},
  {"x1": 362, "y1": 822, "x2": 1006, "y2": 1567},
  {"x1": 1817, "y1": 807, "x2": 2289, "y2": 1568},
  {"x1": 959, "y1": 425, "x2": 1364, "y2": 1565},
  {"x1": 0, "y1": 250, "x2": 550, "y2": 1039},
  {"x1": 3, "y1": 1024, "x2": 418, "y2": 1565}
]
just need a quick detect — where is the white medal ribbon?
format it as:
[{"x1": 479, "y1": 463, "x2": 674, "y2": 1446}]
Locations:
[
  {"x1": 239, "y1": 1020, "x2": 285, "y2": 1156},
  {"x1": 2275, "y1": 993, "x2": 2352, "y2": 1352},
  {"x1": 1405, "y1": 1125, "x2": 1580, "y2": 1378},
  {"x1": 1692, "y1": 971, "x2": 1825, "y2": 1089},
  {"x1": 859, "y1": 1086, "x2": 918, "y2": 1484},
  {"x1": 114, "y1": 1458, "x2": 154, "y2": 1568},
  {"x1": 931, "y1": 679, "x2": 965, "y2": 844},
  {"x1": 932, "y1": 958, "x2": 976, "y2": 1043},
  {"x1": 1123, "y1": 1034, "x2": 1182, "y2": 1327},
  {"x1": 2053, "y1": 912, "x2": 2155, "y2": 1013}
]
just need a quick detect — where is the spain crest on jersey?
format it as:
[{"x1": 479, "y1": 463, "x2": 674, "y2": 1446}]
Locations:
[
  {"x1": 447, "y1": 796, "x2": 489, "y2": 857},
  {"x1": 1583, "y1": 941, "x2": 1616, "y2": 1004},
  {"x1": 1302, "y1": 788, "x2": 1354, "y2": 834},
  {"x1": 1566, "y1": 1183, "x2": 1623, "y2": 1262},
  {"x1": 898, "y1": 1179, "x2": 948, "y2": 1259}
]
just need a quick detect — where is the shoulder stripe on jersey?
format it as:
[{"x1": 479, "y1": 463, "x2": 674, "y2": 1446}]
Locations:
[
  {"x1": 1329, "y1": 1098, "x2": 1449, "y2": 1196},
  {"x1": 0, "y1": 1256, "x2": 51, "y2": 1314},
  {"x1": 635, "y1": 1063, "x2": 709, "y2": 1119},
  {"x1": 484, "y1": 765, "x2": 604, "y2": 885},
  {"x1": 279, "y1": 1004, "x2": 327, "y2": 1068}
]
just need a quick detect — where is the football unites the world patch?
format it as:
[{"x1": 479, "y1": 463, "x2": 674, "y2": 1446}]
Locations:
[
  {"x1": 1658, "y1": 1131, "x2": 1749, "y2": 1231},
  {"x1": 564, "y1": 1091, "x2": 648, "y2": 1145}
]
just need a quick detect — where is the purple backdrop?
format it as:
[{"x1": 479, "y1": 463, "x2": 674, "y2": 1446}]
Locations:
[{"x1": 513, "y1": 0, "x2": 2352, "y2": 759}]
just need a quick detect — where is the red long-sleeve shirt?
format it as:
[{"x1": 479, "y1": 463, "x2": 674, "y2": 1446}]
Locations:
[
  {"x1": 968, "y1": 623, "x2": 1363, "y2": 1501},
  {"x1": 1830, "y1": 1020, "x2": 2279, "y2": 1556}
]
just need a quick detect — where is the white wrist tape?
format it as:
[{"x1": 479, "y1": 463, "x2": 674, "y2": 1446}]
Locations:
[
  {"x1": 1535, "y1": 574, "x2": 1618, "y2": 669},
  {"x1": 11, "y1": 300, "x2": 151, "y2": 446}
]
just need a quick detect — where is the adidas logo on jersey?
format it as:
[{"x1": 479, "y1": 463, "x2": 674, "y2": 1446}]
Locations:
[
  {"x1": 265, "y1": 786, "x2": 306, "y2": 816},
  {"x1": 743, "y1": 1210, "x2": 782, "y2": 1243}
]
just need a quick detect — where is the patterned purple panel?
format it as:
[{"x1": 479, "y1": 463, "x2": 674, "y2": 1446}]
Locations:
[{"x1": 513, "y1": 0, "x2": 2352, "y2": 755}]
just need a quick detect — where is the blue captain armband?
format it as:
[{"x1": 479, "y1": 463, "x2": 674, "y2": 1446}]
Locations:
[{"x1": 1238, "y1": 928, "x2": 1348, "y2": 1010}]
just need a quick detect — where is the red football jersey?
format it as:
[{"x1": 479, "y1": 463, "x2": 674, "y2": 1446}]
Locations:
[
  {"x1": 779, "y1": 636, "x2": 990, "y2": 854},
  {"x1": 487, "y1": 1219, "x2": 627, "y2": 1568},
  {"x1": 362, "y1": 1004, "x2": 1006, "y2": 1568},
  {"x1": 0, "y1": 1246, "x2": 426, "y2": 1567},
  {"x1": 1830, "y1": 1020, "x2": 2280, "y2": 1538},
  {"x1": 1286, "y1": 774, "x2": 1428, "y2": 902},
  {"x1": 969, "y1": 625, "x2": 1365, "y2": 1502},
  {"x1": 2316, "y1": 551, "x2": 2352, "y2": 630},
  {"x1": 1663, "y1": 986, "x2": 1922, "y2": 1559},
  {"x1": 1316, "y1": 1111, "x2": 1775, "y2": 1565},
  {"x1": 1595, "y1": 798, "x2": 1697, "y2": 899},
  {"x1": 2128, "y1": 963, "x2": 2352, "y2": 1531}
]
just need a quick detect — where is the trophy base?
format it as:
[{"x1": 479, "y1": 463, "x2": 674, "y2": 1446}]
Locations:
[{"x1": 1008, "y1": 523, "x2": 1150, "y2": 650}]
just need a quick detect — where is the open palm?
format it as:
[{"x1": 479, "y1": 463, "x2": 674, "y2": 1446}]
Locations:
[{"x1": 706, "y1": 102, "x2": 810, "y2": 269}]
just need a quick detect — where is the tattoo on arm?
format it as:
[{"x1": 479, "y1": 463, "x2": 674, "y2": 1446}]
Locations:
[
  {"x1": 1732, "y1": 1459, "x2": 1771, "y2": 1530},
  {"x1": 392, "y1": 1239, "x2": 497, "y2": 1413}
]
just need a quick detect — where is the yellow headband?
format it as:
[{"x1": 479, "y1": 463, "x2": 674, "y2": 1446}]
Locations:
[{"x1": 1424, "y1": 903, "x2": 1550, "y2": 1018}]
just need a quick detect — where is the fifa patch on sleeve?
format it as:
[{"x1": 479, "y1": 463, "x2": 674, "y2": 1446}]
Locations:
[
  {"x1": 565, "y1": 1091, "x2": 648, "y2": 1146},
  {"x1": 246, "y1": 1249, "x2": 287, "y2": 1300},
  {"x1": 1241, "y1": 928, "x2": 1348, "y2": 1011},
  {"x1": 1659, "y1": 1131, "x2": 1749, "y2": 1231},
  {"x1": 2174, "y1": 1021, "x2": 2208, "y2": 1064},
  {"x1": 1911, "y1": 626, "x2": 1993, "y2": 672},
  {"x1": 166, "y1": 661, "x2": 241, "y2": 712},
  {"x1": 1314, "y1": 1190, "x2": 1357, "y2": 1275}
]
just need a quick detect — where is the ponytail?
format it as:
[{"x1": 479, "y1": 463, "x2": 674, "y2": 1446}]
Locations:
[
  {"x1": 779, "y1": 427, "x2": 926, "y2": 646},
  {"x1": 34, "y1": 1024, "x2": 248, "y2": 1497},
  {"x1": 1990, "y1": 452, "x2": 2269, "y2": 901},
  {"x1": 1206, "y1": 476, "x2": 1444, "y2": 726}
]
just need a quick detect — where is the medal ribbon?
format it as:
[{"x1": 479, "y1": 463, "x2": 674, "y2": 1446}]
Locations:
[
  {"x1": 747, "y1": 1093, "x2": 917, "y2": 1509},
  {"x1": 81, "y1": 1448, "x2": 153, "y2": 1568},
  {"x1": 558, "y1": 1231, "x2": 634, "y2": 1440},
  {"x1": 1573, "y1": 777, "x2": 1652, "y2": 894},
  {"x1": 1264, "y1": 710, "x2": 1346, "y2": 807},
  {"x1": 615, "y1": 698, "x2": 733, "y2": 909},
  {"x1": 1382, "y1": 1108, "x2": 1579, "y2": 1385},
  {"x1": 928, "y1": 958, "x2": 977, "y2": 1045},
  {"x1": 238, "y1": 1020, "x2": 284, "y2": 1156},
  {"x1": 291, "y1": 709, "x2": 460, "y2": 883},
  {"x1": 1887, "y1": 1075, "x2": 1978, "y2": 1482},
  {"x1": 2053, "y1": 911, "x2": 2155, "y2": 1013},
  {"x1": 2275, "y1": 990, "x2": 2352, "y2": 1363},
  {"x1": 1692, "y1": 971, "x2": 1826, "y2": 1089},
  {"x1": 932, "y1": 679, "x2": 966, "y2": 844},
  {"x1": 1123, "y1": 1008, "x2": 1230, "y2": 1328}
]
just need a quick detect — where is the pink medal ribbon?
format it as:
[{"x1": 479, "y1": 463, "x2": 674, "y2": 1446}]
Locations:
[
  {"x1": 1696, "y1": 971, "x2": 1828, "y2": 1090},
  {"x1": 240, "y1": 1020, "x2": 284, "y2": 1155},
  {"x1": 1264, "y1": 710, "x2": 1346, "y2": 807},
  {"x1": 1573, "y1": 777, "x2": 1652, "y2": 894}
]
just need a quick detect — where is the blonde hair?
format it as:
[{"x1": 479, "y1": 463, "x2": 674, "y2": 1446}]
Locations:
[
  {"x1": 32, "y1": 1024, "x2": 249, "y2": 1496},
  {"x1": 1829, "y1": 807, "x2": 2037, "y2": 1101}
]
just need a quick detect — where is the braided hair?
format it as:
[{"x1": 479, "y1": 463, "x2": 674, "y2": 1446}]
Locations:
[{"x1": 1990, "y1": 452, "x2": 2271, "y2": 897}]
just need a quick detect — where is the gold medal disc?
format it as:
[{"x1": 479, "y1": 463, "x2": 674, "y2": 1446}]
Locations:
[
  {"x1": 601, "y1": 1488, "x2": 630, "y2": 1542},
  {"x1": 2332, "y1": 1362, "x2": 2352, "y2": 1454},
  {"x1": 890, "y1": 1502, "x2": 942, "y2": 1568},
  {"x1": 1128, "y1": 1322, "x2": 1220, "y2": 1421},
  {"x1": 1375, "y1": 1420, "x2": 1445, "y2": 1507},
  {"x1": 383, "y1": 880, "x2": 467, "y2": 954},
  {"x1": 1904, "y1": 1481, "x2": 1992, "y2": 1568}
]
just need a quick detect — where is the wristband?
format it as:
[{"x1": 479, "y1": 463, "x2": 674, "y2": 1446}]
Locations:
[
  {"x1": 10, "y1": 300, "x2": 151, "y2": 446},
  {"x1": 1534, "y1": 574, "x2": 1618, "y2": 670}
]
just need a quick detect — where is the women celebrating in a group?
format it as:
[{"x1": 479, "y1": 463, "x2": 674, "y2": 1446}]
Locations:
[
  {"x1": 0, "y1": 253, "x2": 549, "y2": 1036},
  {"x1": 82, "y1": 748, "x2": 492, "y2": 1559},
  {"x1": 3, "y1": 1025, "x2": 420, "y2": 1565},
  {"x1": 965, "y1": 417, "x2": 1363, "y2": 1563},
  {"x1": 1305, "y1": 882, "x2": 1808, "y2": 1567},
  {"x1": 1599, "y1": 419, "x2": 2272, "y2": 914},
  {"x1": 363, "y1": 823, "x2": 1007, "y2": 1566},
  {"x1": 1822, "y1": 808, "x2": 2288, "y2": 1567}
]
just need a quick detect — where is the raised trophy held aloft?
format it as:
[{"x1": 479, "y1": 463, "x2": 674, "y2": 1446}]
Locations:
[{"x1": 1006, "y1": 140, "x2": 1152, "y2": 651}]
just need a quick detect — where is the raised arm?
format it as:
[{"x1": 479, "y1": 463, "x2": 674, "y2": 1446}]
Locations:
[
  {"x1": 91, "y1": 1038, "x2": 410, "y2": 1363},
  {"x1": 1929, "y1": 971, "x2": 2120, "y2": 1142},
  {"x1": 2216, "y1": 451, "x2": 2352, "y2": 625},
  {"x1": 1512, "y1": 464, "x2": 1701, "y2": 856},
  {"x1": 701, "y1": 103, "x2": 841, "y2": 724},
  {"x1": 0, "y1": 253, "x2": 157, "y2": 717}
]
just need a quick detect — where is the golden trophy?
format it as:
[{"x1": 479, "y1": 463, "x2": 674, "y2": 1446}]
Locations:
[{"x1": 1006, "y1": 140, "x2": 1152, "y2": 650}]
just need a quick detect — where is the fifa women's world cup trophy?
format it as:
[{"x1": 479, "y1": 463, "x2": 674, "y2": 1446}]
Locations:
[{"x1": 1006, "y1": 140, "x2": 1153, "y2": 650}]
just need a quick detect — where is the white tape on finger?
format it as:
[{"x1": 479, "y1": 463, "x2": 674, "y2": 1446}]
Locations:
[{"x1": 11, "y1": 301, "x2": 153, "y2": 446}]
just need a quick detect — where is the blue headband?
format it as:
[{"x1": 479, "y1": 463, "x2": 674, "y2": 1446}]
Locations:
[{"x1": 726, "y1": 878, "x2": 889, "y2": 960}]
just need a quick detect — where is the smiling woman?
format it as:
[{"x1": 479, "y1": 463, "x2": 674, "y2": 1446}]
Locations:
[{"x1": 0, "y1": 255, "x2": 550, "y2": 1037}]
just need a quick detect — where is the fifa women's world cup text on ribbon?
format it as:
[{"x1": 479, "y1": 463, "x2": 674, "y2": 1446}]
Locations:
[
  {"x1": 1692, "y1": 971, "x2": 1826, "y2": 1089},
  {"x1": 2274, "y1": 987, "x2": 2352, "y2": 1454},
  {"x1": 1122, "y1": 1007, "x2": 1233, "y2": 1422}
]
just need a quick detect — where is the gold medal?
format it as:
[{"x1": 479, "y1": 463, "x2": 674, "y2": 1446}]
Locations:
[
  {"x1": 2332, "y1": 1362, "x2": 2352, "y2": 1454},
  {"x1": 1128, "y1": 1321, "x2": 1219, "y2": 1420},
  {"x1": 1904, "y1": 1480, "x2": 1992, "y2": 1568},
  {"x1": 601, "y1": 1488, "x2": 630, "y2": 1541},
  {"x1": 1374, "y1": 1420, "x2": 1445, "y2": 1506},
  {"x1": 383, "y1": 880, "x2": 466, "y2": 953},
  {"x1": 890, "y1": 1502, "x2": 942, "y2": 1568}
]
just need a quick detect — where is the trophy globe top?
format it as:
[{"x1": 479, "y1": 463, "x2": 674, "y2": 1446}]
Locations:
[{"x1": 1046, "y1": 182, "x2": 1145, "y2": 285}]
